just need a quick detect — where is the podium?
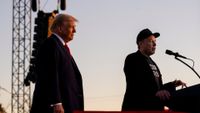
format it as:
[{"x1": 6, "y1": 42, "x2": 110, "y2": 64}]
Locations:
[
  {"x1": 168, "y1": 84, "x2": 200, "y2": 112},
  {"x1": 74, "y1": 85, "x2": 200, "y2": 113}
]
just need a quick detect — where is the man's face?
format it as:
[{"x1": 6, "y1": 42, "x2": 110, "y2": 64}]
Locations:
[
  {"x1": 139, "y1": 35, "x2": 157, "y2": 56},
  {"x1": 60, "y1": 19, "x2": 76, "y2": 42}
]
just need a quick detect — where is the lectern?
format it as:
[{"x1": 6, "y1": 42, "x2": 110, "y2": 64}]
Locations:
[{"x1": 169, "y1": 84, "x2": 200, "y2": 112}]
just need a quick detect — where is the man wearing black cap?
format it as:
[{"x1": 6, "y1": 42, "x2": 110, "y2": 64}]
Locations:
[{"x1": 122, "y1": 28, "x2": 186, "y2": 111}]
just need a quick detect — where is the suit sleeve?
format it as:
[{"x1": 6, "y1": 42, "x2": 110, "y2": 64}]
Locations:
[
  {"x1": 163, "y1": 82, "x2": 176, "y2": 93},
  {"x1": 40, "y1": 40, "x2": 62, "y2": 105},
  {"x1": 124, "y1": 55, "x2": 155, "y2": 96}
]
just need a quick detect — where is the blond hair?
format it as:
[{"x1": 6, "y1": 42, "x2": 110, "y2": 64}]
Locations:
[{"x1": 50, "y1": 14, "x2": 78, "y2": 32}]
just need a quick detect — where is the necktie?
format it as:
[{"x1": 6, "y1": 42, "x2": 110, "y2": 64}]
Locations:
[{"x1": 64, "y1": 44, "x2": 72, "y2": 57}]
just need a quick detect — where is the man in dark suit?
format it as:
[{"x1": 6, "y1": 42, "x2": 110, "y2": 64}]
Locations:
[
  {"x1": 30, "y1": 14, "x2": 84, "y2": 113},
  {"x1": 122, "y1": 28, "x2": 186, "y2": 111}
]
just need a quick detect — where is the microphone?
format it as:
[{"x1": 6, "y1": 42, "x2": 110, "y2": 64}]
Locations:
[{"x1": 165, "y1": 49, "x2": 188, "y2": 59}]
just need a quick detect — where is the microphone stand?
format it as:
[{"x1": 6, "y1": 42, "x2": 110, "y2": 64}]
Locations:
[{"x1": 175, "y1": 57, "x2": 200, "y2": 79}]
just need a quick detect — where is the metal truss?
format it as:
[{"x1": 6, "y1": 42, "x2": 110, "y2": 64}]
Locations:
[{"x1": 12, "y1": 0, "x2": 32, "y2": 112}]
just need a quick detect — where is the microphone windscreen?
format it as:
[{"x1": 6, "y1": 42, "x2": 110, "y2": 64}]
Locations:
[{"x1": 165, "y1": 50, "x2": 173, "y2": 55}]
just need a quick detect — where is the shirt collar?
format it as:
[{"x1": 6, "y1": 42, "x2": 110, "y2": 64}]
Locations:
[{"x1": 53, "y1": 33, "x2": 66, "y2": 46}]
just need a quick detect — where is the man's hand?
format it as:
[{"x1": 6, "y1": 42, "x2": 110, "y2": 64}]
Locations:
[
  {"x1": 173, "y1": 80, "x2": 187, "y2": 88},
  {"x1": 53, "y1": 104, "x2": 64, "y2": 113},
  {"x1": 155, "y1": 90, "x2": 171, "y2": 101}
]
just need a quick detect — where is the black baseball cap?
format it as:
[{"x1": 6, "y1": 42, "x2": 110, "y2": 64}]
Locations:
[{"x1": 136, "y1": 28, "x2": 160, "y2": 44}]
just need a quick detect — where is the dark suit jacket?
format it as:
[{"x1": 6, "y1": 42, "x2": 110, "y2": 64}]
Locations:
[
  {"x1": 30, "y1": 34, "x2": 84, "y2": 113},
  {"x1": 122, "y1": 50, "x2": 175, "y2": 111}
]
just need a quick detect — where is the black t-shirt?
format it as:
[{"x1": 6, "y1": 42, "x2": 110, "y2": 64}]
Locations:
[{"x1": 146, "y1": 57, "x2": 161, "y2": 90}]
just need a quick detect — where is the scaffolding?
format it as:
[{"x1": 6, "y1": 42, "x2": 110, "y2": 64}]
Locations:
[{"x1": 11, "y1": 0, "x2": 32, "y2": 112}]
